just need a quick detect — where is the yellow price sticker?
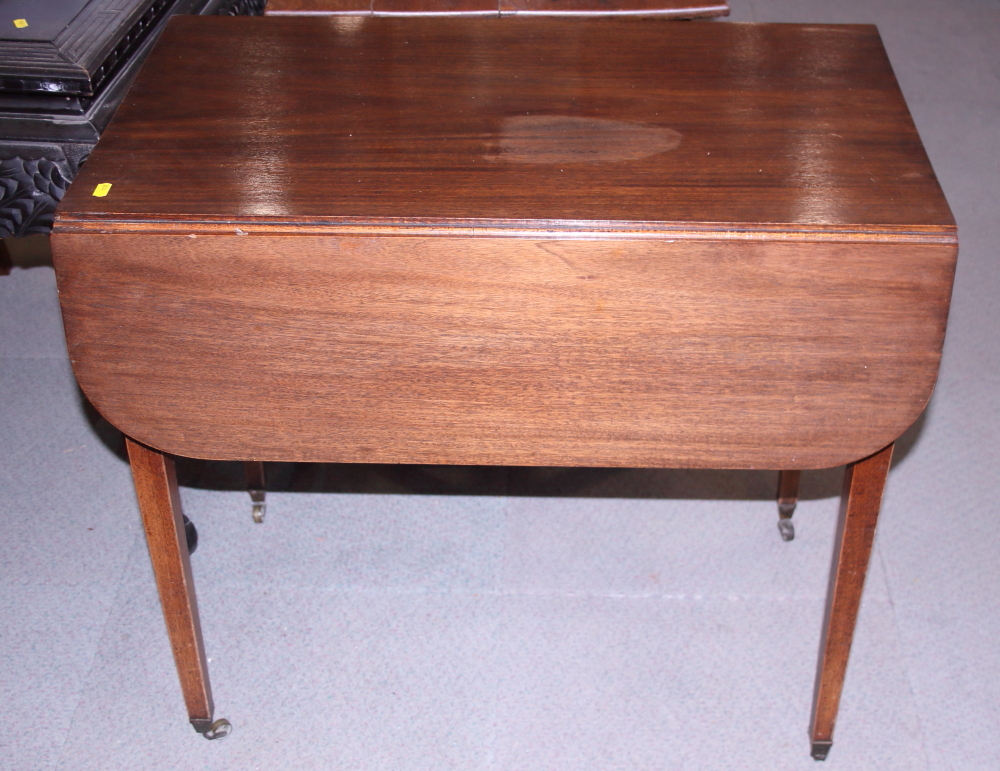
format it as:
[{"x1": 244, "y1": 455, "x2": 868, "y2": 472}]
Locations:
[
  {"x1": 93, "y1": 183, "x2": 112, "y2": 197},
  {"x1": 14, "y1": 19, "x2": 28, "y2": 28}
]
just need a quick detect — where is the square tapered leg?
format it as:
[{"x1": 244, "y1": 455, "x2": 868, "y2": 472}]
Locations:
[
  {"x1": 126, "y1": 437, "x2": 227, "y2": 737},
  {"x1": 810, "y1": 443, "x2": 894, "y2": 759}
]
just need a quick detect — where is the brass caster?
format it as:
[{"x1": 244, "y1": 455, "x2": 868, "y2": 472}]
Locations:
[
  {"x1": 776, "y1": 470, "x2": 800, "y2": 542},
  {"x1": 246, "y1": 461, "x2": 267, "y2": 524},
  {"x1": 203, "y1": 718, "x2": 232, "y2": 740}
]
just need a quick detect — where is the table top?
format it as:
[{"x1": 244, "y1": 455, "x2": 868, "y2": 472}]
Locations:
[{"x1": 57, "y1": 16, "x2": 954, "y2": 241}]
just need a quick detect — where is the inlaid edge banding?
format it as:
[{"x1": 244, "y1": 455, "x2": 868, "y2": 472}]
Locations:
[{"x1": 53, "y1": 215, "x2": 958, "y2": 244}]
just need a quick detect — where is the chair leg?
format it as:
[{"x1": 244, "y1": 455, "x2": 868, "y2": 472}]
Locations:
[
  {"x1": 245, "y1": 460, "x2": 267, "y2": 523},
  {"x1": 126, "y1": 437, "x2": 230, "y2": 739},
  {"x1": 809, "y1": 443, "x2": 893, "y2": 760},
  {"x1": 777, "y1": 469, "x2": 801, "y2": 541}
]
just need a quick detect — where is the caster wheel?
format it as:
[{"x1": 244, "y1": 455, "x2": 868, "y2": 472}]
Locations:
[
  {"x1": 183, "y1": 515, "x2": 198, "y2": 554},
  {"x1": 203, "y1": 718, "x2": 232, "y2": 740},
  {"x1": 778, "y1": 518, "x2": 795, "y2": 541}
]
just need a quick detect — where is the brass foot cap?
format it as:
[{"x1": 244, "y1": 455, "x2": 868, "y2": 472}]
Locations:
[{"x1": 811, "y1": 741, "x2": 832, "y2": 761}]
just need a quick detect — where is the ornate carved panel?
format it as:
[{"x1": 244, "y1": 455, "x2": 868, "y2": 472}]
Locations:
[{"x1": 0, "y1": 145, "x2": 83, "y2": 237}]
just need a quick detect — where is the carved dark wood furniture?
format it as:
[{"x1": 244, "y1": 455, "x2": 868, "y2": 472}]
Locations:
[
  {"x1": 265, "y1": 0, "x2": 729, "y2": 17},
  {"x1": 0, "y1": 0, "x2": 263, "y2": 241},
  {"x1": 51, "y1": 16, "x2": 956, "y2": 758}
]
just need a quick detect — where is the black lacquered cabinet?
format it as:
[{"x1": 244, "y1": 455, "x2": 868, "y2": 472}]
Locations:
[{"x1": 0, "y1": 0, "x2": 265, "y2": 244}]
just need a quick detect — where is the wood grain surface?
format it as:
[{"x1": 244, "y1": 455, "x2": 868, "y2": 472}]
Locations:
[
  {"x1": 55, "y1": 233, "x2": 955, "y2": 468},
  {"x1": 265, "y1": 0, "x2": 730, "y2": 16},
  {"x1": 811, "y1": 443, "x2": 894, "y2": 753},
  {"x1": 55, "y1": 17, "x2": 954, "y2": 236}
]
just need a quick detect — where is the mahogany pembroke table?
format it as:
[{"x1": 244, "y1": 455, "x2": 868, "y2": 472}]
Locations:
[{"x1": 50, "y1": 16, "x2": 957, "y2": 759}]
